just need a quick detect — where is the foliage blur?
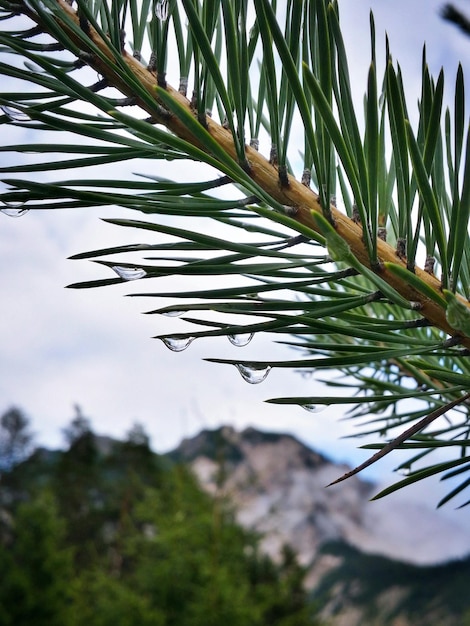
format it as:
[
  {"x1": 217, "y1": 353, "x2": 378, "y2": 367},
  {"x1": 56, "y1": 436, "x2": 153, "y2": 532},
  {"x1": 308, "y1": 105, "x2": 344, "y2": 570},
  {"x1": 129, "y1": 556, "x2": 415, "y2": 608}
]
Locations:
[{"x1": 0, "y1": 407, "x2": 319, "y2": 626}]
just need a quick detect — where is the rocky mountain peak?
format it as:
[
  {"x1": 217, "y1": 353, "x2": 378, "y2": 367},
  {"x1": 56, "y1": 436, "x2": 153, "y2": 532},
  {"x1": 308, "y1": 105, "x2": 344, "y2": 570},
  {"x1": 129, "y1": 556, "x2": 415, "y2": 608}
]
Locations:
[{"x1": 172, "y1": 425, "x2": 470, "y2": 572}]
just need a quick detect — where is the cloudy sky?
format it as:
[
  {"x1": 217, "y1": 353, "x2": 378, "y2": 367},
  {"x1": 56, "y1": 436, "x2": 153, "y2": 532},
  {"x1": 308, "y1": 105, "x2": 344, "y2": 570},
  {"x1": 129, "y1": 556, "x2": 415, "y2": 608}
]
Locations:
[{"x1": 2, "y1": 0, "x2": 470, "y2": 512}]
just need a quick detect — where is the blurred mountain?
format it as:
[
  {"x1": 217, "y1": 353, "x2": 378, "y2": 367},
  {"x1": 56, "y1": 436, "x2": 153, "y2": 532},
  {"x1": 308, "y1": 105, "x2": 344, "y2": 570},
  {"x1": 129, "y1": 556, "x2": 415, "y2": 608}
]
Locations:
[
  {"x1": 170, "y1": 425, "x2": 470, "y2": 625},
  {"x1": 170, "y1": 425, "x2": 470, "y2": 567}
]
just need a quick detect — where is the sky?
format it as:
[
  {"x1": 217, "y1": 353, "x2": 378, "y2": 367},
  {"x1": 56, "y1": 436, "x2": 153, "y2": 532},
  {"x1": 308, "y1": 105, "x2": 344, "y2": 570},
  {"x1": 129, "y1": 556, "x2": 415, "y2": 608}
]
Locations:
[{"x1": 2, "y1": 0, "x2": 470, "y2": 524}]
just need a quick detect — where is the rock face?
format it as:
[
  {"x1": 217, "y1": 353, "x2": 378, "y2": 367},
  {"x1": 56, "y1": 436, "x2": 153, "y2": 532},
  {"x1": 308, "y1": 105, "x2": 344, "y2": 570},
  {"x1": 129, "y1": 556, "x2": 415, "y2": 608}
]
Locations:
[{"x1": 172, "y1": 425, "x2": 470, "y2": 573}]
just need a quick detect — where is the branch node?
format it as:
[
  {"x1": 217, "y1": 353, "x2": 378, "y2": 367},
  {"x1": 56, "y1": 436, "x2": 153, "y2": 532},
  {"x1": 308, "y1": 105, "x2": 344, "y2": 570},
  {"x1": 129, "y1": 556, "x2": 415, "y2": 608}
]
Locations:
[
  {"x1": 178, "y1": 77, "x2": 188, "y2": 96},
  {"x1": 119, "y1": 29, "x2": 126, "y2": 52},
  {"x1": 281, "y1": 204, "x2": 298, "y2": 217},
  {"x1": 378, "y1": 227, "x2": 387, "y2": 241},
  {"x1": 269, "y1": 144, "x2": 278, "y2": 166},
  {"x1": 77, "y1": 51, "x2": 95, "y2": 66},
  {"x1": 424, "y1": 255, "x2": 436, "y2": 275},
  {"x1": 78, "y1": 11, "x2": 90, "y2": 36},
  {"x1": 301, "y1": 168, "x2": 311, "y2": 187},
  {"x1": 351, "y1": 204, "x2": 361, "y2": 224},
  {"x1": 443, "y1": 335, "x2": 463, "y2": 348},
  {"x1": 241, "y1": 158, "x2": 252, "y2": 175},
  {"x1": 147, "y1": 53, "x2": 157, "y2": 73},
  {"x1": 197, "y1": 111, "x2": 209, "y2": 129},
  {"x1": 157, "y1": 72, "x2": 167, "y2": 88},
  {"x1": 371, "y1": 259, "x2": 384, "y2": 272},
  {"x1": 278, "y1": 165, "x2": 289, "y2": 189},
  {"x1": 396, "y1": 237, "x2": 406, "y2": 260},
  {"x1": 158, "y1": 105, "x2": 172, "y2": 120}
]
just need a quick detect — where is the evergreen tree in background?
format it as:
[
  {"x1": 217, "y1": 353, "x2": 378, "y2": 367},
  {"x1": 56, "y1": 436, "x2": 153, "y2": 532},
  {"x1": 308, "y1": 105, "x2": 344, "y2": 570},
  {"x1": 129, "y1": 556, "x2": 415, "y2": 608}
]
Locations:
[
  {"x1": 0, "y1": 413, "x2": 319, "y2": 625},
  {"x1": 0, "y1": 490, "x2": 74, "y2": 626},
  {"x1": 0, "y1": 407, "x2": 34, "y2": 471}
]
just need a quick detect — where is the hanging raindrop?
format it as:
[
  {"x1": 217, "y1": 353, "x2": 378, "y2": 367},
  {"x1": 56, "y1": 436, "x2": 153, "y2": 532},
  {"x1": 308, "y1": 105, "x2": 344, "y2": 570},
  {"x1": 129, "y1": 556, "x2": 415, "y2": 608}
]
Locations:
[
  {"x1": 162, "y1": 310, "x2": 184, "y2": 317},
  {"x1": 301, "y1": 404, "x2": 327, "y2": 414},
  {"x1": 155, "y1": 0, "x2": 169, "y2": 21},
  {"x1": 160, "y1": 336, "x2": 195, "y2": 352},
  {"x1": 1, "y1": 105, "x2": 32, "y2": 123},
  {"x1": 235, "y1": 363, "x2": 271, "y2": 384},
  {"x1": 111, "y1": 266, "x2": 147, "y2": 281},
  {"x1": 227, "y1": 333, "x2": 254, "y2": 347},
  {"x1": 1, "y1": 204, "x2": 29, "y2": 217}
]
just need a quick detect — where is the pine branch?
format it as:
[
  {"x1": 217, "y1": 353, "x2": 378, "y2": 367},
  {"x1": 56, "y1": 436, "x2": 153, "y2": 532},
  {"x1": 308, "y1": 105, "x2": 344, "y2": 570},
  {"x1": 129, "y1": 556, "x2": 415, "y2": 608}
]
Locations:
[{"x1": 13, "y1": 0, "x2": 470, "y2": 348}]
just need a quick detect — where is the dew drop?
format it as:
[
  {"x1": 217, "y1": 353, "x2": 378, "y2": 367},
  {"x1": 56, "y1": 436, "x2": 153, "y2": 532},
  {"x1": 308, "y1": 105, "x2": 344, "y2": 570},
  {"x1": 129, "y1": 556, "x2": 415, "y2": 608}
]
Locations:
[
  {"x1": 397, "y1": 467, "x2": 411, "y2": 477},
  {"x1": 227, "y1": 333, "x2": 254, "y2": 347},
  {"x1": 155, "y1": 0, "x2": 169, "y2": 20},
  {"x1": 111, "y1": 265, "x2": 147, "y2": 281},
  {"x1": 160, "y1": 336, "x2": 194, "y2": 352},
  {"x1": 235, "y1": 363, "x2": 271, "y2": 384},
  {"x1": 1, "y1": 105, "x2": 32, "y2": 123},
  {"x1": 162, "y1": 310, "x2": 184, "y2": 317},
  {"x1": 1, "y1": 204, "x2": 29, "y2": 217},
  {"x1": 301, "y1": 404, "x2": 326, "y2": 413}
]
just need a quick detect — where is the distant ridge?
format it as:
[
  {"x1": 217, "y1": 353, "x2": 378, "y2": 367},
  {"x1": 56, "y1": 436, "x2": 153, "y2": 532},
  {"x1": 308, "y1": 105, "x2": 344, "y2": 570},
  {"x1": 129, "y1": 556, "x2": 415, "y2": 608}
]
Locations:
[{"x1": 170, "y1": 425, "x2": 470, "y2": 568}]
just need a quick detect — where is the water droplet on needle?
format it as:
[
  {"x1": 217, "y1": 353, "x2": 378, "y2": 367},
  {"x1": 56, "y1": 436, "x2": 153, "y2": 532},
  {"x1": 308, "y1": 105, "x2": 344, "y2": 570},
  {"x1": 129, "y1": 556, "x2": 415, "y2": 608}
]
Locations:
[
  {"x1": 227, "y1": 333, "x2": 254, "y2": 347},
  {"x1": 235, "y1": 363, "x2": 271, "y2": 384},
  {"x1": 1, "y1": 105, "x2": 32, "y2": 123},
  {"x1": 160, "y1": 336, "x2": 195, "y2": 352},
  {"x1": 162, "y1": 310, "x2": 184, "y2": 317},
  {"x1": 301, "y1": 404, "x2": 327, "y2": 414},
  {"x1": 111, "y1": 266, "x2": 147, "y2": 281},
  {"x1": 155, "y1": 0, "x2": 169, "y2": 20},
  {"x1": 1, "y1": 203, "x2": 29, "y2": 217}
]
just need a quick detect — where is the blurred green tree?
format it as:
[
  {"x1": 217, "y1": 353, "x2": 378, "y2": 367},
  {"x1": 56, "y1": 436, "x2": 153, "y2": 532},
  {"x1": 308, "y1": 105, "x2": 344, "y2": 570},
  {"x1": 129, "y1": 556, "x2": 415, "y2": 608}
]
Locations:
[
  {"x1": 0, "y1": 490, "x2": 73, "y2": 626},
  {"x1": 0, "y1": 416, "x2": 320, "y2": 624},
  {"x1": 0, "y1": 407, "x2": 34, "y2": 471}
]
